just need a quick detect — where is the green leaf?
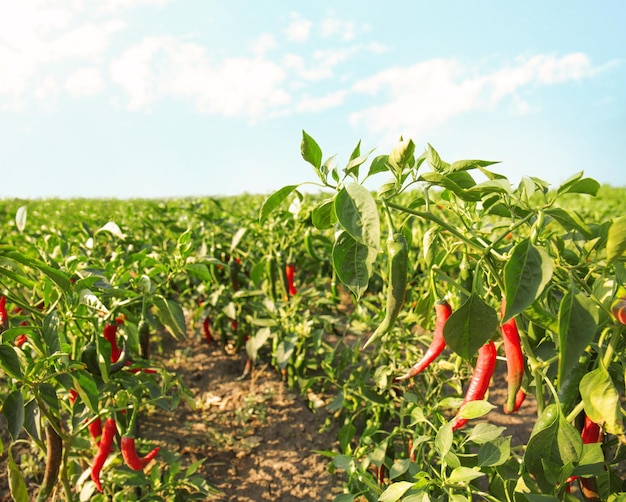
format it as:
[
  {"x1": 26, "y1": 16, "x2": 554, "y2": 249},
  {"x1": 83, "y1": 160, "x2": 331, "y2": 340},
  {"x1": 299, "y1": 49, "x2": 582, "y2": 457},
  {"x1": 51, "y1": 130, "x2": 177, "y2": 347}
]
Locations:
[
  {"x1": 0, "y1": 344, "x2": 23, "y2": 379},
  {"x1": 457, "y1": 400, "x2": 495, "y2": 420},
  {"x1": 3, "y1": 390, "x2": 24, "y2": 441},
  {"x1": 467, "y1": 423, "x2": 507, "y2": 444},
  {"x1": 311, "y1": 198, "x2": 336, "y2": 230},
  {"x1": 333, "y1": 495, "x2": 355, "y2": 502},
  {"x1": 71, "y1": 370, "x2": 99, "y2": 414},
  {"x1": 79, "y1": 288, "x2": 109, "y2": 314},
  {"x1": 557, "y1": 172, "x2": 600, "y2": 196},
  {"x1": 15, "y1": 206, "x2": 27, "y2": 233},
  {"x1": 333, "y1": 455, "x2": 355, "y2": 473},
  {"x1": 334, "y1": 183, "x2": 381, "y2": 250},
  {"x1": 6, "y1": 251, "x2": 71, "y2": 292},
  {"x1": 153, "y1": 295, "x2": 186, "y2": 339},
  {"x1": 448, "y1": 466, "x2": 484, "y2": 484},
  {"x1": 275, "y1": 336, "x2": 295, "y2": 370},
  {"x1": 388, "y1": 139, "x2": 415, "y2": 175},
  {"x1": 557, "y1": 289, "x2": 599, "y2": 389},
  {"x1": 443, "y1": 293, "x2": 498, "y2": 360},
  {"x1": 545, "y1": 208, "x2": 592, "y2": 239},
  {"x1": 23, "y1": 399, "x2": 42, "y2": 446},
  {"x1": 449, "y1": 159, "x2": 501, "y2": 172},
  {"x1": 186, "y1": 263, "x2": 213, "y2": 283},
  {"x1": 378, "y1": 481, "x2": 415, "y2": 502},
  {"x1": 8, "y1": 447, "x2": 29, "y2": 502},
  {"x1": 606, "y1": 215, "x2": 626, "y2": 263},
  {"x1": 389, "y1": 458, "x2": 411, "y2": 480},
  {"x1": 332, "y1": 231, "x2": 375, "y2": 299},
  {"x1": 245, "y1": 327, "x2": 271, "y2": 362},
  {"x1": 524, "y1": 404, "x2": 582, "y2": 491},
  {"x1": 478, "y1": 437, "x2": 511, "y2": 467},
  {"x1": 426, "y1": 144, "x2": 450, "y2": 172},
  {"x1": 301, "y1": 130, "x2": 322, "y2": 169},
  {"x1": 418, "y1": 172, "x2": 480, "y2": 202},
  {"x1": 42, "y1": 311, "x2": 60, "y2": 356},
  {"x1": 503, "y1": 239, "x2": 553, "y2": 321},
  {"x1": 580, "y1": 366, "x2": 622, "y2": 435},
  {"x1": 259, "y1": 185, "x2": 299, "y2": 224},
  {"x1": 367, "y1": 155, "x2": 390, "y2": 177},
  {"x1": 435, "y1": 421, "x2": 454, "y2": 459}
]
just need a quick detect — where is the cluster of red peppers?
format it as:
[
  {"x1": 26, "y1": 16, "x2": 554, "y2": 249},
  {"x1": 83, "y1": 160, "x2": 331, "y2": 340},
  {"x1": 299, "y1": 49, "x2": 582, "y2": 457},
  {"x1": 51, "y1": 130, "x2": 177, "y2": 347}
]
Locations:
[
  {"x1": 88, "y1": 415, "x2": 160, "y2": 492},
  {"x1": 397, "y1": 297, "x2": 526, "y2": 430}
]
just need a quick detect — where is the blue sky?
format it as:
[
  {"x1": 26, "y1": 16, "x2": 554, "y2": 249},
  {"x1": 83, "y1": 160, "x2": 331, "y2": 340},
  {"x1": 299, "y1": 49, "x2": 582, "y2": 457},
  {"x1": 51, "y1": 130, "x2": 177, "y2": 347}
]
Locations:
[{"x1": 1, "y1": 0, "x2": 624, "y2": 199}]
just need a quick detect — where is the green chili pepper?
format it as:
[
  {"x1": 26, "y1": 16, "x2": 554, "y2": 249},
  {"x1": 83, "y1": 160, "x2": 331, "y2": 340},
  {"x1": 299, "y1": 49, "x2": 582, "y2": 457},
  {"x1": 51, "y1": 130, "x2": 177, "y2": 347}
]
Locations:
[{"x1": 363, "y1": 232, "x2": 408, "y2": 348}]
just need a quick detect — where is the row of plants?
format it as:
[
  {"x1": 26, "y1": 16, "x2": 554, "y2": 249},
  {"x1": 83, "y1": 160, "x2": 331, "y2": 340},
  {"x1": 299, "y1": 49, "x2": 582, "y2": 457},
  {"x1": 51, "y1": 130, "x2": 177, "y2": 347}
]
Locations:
[{"x1": 1, "y1": 132, "x2": 625, "y2": 501}]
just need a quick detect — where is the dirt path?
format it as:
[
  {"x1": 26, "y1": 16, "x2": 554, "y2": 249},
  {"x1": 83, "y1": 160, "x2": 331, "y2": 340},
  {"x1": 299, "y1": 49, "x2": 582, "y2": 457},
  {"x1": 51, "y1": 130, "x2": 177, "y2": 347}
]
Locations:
[{"x1": 146, "y1": 334, "x2": 344, "y2": 501}]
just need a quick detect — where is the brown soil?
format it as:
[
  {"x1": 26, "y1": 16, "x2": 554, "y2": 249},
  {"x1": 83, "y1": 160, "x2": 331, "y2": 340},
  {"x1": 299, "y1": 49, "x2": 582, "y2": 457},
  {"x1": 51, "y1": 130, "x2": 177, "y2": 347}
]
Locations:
[{"x1": 143, "y1": 333, "x2": 344, "y2": 501}]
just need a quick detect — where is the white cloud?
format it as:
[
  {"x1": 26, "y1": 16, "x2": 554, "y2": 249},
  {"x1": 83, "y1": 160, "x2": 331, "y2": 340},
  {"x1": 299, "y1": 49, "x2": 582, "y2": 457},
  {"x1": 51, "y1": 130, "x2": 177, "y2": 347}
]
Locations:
[
  {"x1": 297, "y1": 90, "x2": 347, "y2": 113},
  {"x1": 320, "y1": 17, "x2": 355, "y2": 41},
  {"x1": 66, "y1": 67, "x2": 105, "y2": 97},
  {"x1": 283, "y1": 53, "x2": 333, "y2": 81},
  {"x1": 110, "y1": 37, "x2": 291, "y2": 118},
  {"x1": 284, "y1": 13, "x2": 312, "y2": 42},
  {"x1": 350, "y1": 53, "x2": 602, "y2": 140},
  {"x1": 250, "y1": 33, "x2": 277, "y2": 56}
]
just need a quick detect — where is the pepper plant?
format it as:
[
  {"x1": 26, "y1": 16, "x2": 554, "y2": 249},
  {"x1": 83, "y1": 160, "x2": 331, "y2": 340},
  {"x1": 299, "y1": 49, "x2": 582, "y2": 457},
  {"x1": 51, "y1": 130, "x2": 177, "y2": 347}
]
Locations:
[{"x1": 261, "y1": 131, "x2": 626, "y2": 501}]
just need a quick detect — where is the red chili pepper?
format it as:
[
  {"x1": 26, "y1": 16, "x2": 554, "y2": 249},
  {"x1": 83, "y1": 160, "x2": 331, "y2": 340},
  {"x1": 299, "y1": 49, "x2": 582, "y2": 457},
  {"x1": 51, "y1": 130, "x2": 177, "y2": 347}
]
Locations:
[
  {"x1": 285, "y1": 263, "x2": 297, "y2": 296},
  {"x1": 612, "y1": 297, "x2": 626, "y2": 326},
  {"x1": 396, "y1": 300, "x2": 452, "y2": 381},
  {"x1": 121, "y1": 436, "x2": 160, "y2": 470},
  {"x1": 581, "y1": 414, "x2": 603, "y2": 444},
  {"x1": 88, "y1": 417, "x2": 103, "y2": 444},
  {"x1": 103, "y1": 323, "x2": 122, "y2": 362},
  {"x1": 91, "y1": 418, "x2": 116, "y2": 492},
  {"x1": 452, "y1": 340, "x2": 497, "y2": 431},
  {"x1": 500, "y1": 299, "x2": 526, "y2": 414},
  {"x1": 69, "y1": 389, "x2": 78, "y2": 405},
  {"x1": 203, "y1": 316, "x2": 212, "y2": 343},
  {"x1": 0, "y1": 296, "x2": 8, "y2": 332},
  {"x1": 15, "y1": 334, "x2": 28, "y2": 347}
]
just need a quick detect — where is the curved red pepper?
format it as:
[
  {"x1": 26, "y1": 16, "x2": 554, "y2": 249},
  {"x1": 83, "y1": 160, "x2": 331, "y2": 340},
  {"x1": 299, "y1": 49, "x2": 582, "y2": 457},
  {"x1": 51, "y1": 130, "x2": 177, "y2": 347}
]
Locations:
[
  {"x1": 91, "y1": 418, "x2": 116, "y2": 492},
  {"x1": 103, "y1": 323, "x2": 121, "y2": 362},
  {"x1": 396, "y1": 300, "x2": 452, "y2": 381},
  {"x1": 203, "y1": 316, "x2": 212, "y2": 343},
  {"x1": 121, "y1": 436, "x2": 160, "y2": 470},
  {"x1": 500, "y1": 299, "x2": 526, "y2": 414},
  {"x1": 285, "y1": 263, "x2": 297, "y2": 296},
  {"x1": 452, "y1": 340, "x2": 497, "y2": 431}
]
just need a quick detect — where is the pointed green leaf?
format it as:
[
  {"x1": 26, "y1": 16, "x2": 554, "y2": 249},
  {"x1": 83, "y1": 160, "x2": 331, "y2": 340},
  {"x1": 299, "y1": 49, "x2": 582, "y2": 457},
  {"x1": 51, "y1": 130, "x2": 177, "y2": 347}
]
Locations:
[
  {"x1": 478, "y1": 437, "x2": 511, "y2": 467},
  {"x1": 42, "y1": 311, "x2": 60, "y2": 356},
  {"x1": 443, "y1": 293, "x2": 498, "y2": 360},
  {"x1": 503, "y1": 239, "x2": 553, "y2": 321},
  {"x1": 448, "y1": 466, "x2": 485, "y2": 484},
  {"x1": 426, "y1": 144, "x2": 450, "y2": 172},
  {"x1": 557, "y1": 289, "x2": 599, "y2": 388},
  {"x1": 153, "y1": 295, "x2": 186, "y2": 339},
  {"x1": 3, "y1": 391, "x2": 24, "y2": 441},
  {"x1": 545, "y1": 208, "x2": 592, "y2": 239},
  {"x1": 580, "y1": 366, "x2": 622, "y2": 435},
  {"x1": 8, "y1": 447, "x2": 29, "y2": 502},
  {"x1": 311, "y1": 198, "x2": 336, "y2": 230},
  {"x1": 71, "y1": 370, "x2": 100, "y2": 414},
  {"x1": 334, "y1": 183, "x2": 380, "y2": 250},
  {"x1": 389, "y1": 139, "x2": 415, "y2": 174},
  {"x1": 0, "y1": 345, "x2": 23, "y2": 379},
  {"x1": 449, "y1": 159, "x2": 501, "y2": 172},
  {"x1": 259, "y1": 185, "x2": 299, "y2": 223},
  {"x1": 379, "y1": 481, "x2": 415, "y2": 502},
  {"x1": 606, "y1": 215, "x2": 626, "y2": 263},
  {"x1": 435, "y1": 421, "x2": 454, "y2": 459},
  {"x1": 367, "y1": 155, "x2": 390, "y2": 177},
  {"x1": 524, "y1": 404, "x2": 582, "y2": 490},
  {"x1": 301, "y1": 130, "x2": 322, "y2": 169},
  {"x1": 557, "y1": 172, "x2": 600, "y2": 196},
  {"x1": 332, "y1": 231, "x2": 375, "y2": 299}
]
